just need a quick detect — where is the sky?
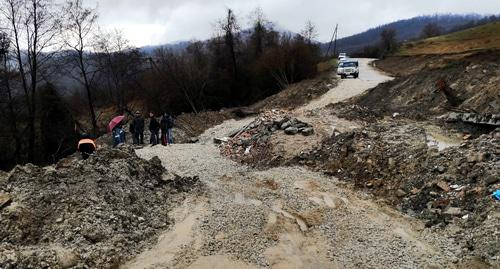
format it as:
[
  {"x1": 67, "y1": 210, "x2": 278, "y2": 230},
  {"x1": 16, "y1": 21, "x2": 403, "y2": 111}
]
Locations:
[{"x1": 86, "y1": 0, "x2": 500, "y2": 47}]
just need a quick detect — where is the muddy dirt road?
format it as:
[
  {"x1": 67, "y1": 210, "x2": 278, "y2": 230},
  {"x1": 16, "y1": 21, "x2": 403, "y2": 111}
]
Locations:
[{"x1": 131, "y1": 59, "x2": 462, "y2": 269}]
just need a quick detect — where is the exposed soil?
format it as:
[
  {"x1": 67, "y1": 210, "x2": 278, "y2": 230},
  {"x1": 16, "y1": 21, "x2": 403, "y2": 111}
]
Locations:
[
  {"x1": 364, "y1": 51, "x2": 500, "y2": 118},
  {"x1": 0, "y1": 146, "x2": 202, "y2": 268}
]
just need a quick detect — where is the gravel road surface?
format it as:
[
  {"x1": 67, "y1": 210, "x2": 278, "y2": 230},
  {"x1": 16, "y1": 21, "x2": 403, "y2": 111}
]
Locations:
[{"x1": 130, "y1": 59, "x2": 462, "y2": 269}]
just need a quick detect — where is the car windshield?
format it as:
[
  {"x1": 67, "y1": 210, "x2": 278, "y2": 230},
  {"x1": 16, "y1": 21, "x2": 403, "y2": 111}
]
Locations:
[{"x1": 339, "y1": 62, "x2": 357, "y2": 68}]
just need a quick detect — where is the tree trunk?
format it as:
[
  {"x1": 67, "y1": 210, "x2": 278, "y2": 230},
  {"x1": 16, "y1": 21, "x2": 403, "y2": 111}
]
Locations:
[
  {"x1": 3, "y1": 58, "x2": 21, "y2": 163},
  {"x1": 79, "y1": 52, "x2": 98, "y2": 136}
]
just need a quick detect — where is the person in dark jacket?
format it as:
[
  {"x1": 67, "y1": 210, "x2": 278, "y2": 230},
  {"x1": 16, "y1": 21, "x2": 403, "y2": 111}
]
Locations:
[
  {"x1": 112, "y1": 124, "x2": 126, "y2": 147},
  {"x1": 133, "y1": 111, "x2": 145, "y2": 144},
  {"x1": 149, "y1": 112, "x2": 160, "y2": 145},
  {"x1": 166, "y1": 114, "x2": 174, "y2": 144},
  {"x1": 160, "y1": 113, "x2": 168, "y2": 146}
]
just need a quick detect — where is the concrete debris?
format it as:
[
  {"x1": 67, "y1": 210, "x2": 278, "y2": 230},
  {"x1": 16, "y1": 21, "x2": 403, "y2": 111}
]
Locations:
[
  {"x1": 220, "y1": 110, "x2": 314, "y2": 164},
  {"x1": 444, "y1": 112, "x2": 500, "y2": 126}
]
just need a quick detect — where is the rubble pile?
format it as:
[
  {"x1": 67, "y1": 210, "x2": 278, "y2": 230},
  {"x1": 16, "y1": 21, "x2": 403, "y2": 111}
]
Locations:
[
  {"x1": 220, "y1": 110, "x2": 314, "y2": 164},
  {"x1": 443, "y1": 112, "x2": 500, "y2": 126},
  {"x1": 296, "y1": 123, "x2": 499, "y2": 262},
  {"x1": 0, "y1": 146, "x2": 201, "y2": 268},
  {"x1": 326, "y1": 102, "x2": 383, "y2": 123}
]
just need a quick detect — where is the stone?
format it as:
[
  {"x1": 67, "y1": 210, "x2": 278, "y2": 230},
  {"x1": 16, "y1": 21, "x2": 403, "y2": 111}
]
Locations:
[
  {"x1": 436, "y1": 181, "x2": 450, "y2": 192},
  {"x1": 56, "y1": 248, "x2": 79, "y2": 268},
  {"x1": 284, "y1": 127, "x2": 299, "y2": 135},
  {"x1": 444, "y1": 207, "x2": 463, "y2": 216},
  {"x1": 280, "y1": 121, "x2": 292, "y2": 130},
  {"x1": 0, "y1": 192, "x2": 12, "y2": 209},
  {"x1": 396, "y1": 189, "x2": 407, "y2": 197},
  {"x1": 301, "y1": 127, "x2": 314, "y2": 136},
  {"x1": 213, "y1": 137, "x2": 229, "y2": 144},
  {"x1": 485, "y1": 175, "x2": 500, "y2": 185},
  {"x1": 437, "y1": 166, "x2": 446, "y2": 173}
]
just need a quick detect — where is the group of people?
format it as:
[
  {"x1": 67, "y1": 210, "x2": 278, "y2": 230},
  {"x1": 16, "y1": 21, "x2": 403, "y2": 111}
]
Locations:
[
  {"x1": 78, "y1": 111, "x2": 175, "y2": 160},
  {"x1": 123, "y1": 111, "x2": 175, "y2": 147}
]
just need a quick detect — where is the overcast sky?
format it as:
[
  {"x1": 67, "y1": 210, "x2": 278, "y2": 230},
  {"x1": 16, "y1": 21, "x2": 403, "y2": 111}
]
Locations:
[{"x1": 86, "y1": 0, "x2": 500, "y2": 47}]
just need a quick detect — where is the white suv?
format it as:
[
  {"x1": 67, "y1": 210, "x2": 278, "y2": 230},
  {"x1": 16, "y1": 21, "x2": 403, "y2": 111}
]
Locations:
[{"x1": 337, "y1": 60, "x2": 359, "y2": 79}]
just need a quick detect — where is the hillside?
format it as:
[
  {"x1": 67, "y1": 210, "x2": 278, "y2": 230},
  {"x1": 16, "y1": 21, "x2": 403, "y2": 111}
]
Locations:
[
  {"x1": 398, "y1": 22, "x2": 500, "y2": 55},
  {"x1": 325, "y1": 14, "x2": 491, "y2": 54}
]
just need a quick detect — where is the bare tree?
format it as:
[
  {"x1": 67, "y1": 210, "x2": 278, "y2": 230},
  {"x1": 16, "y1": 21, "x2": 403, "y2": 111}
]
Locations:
[
  {"x1": 1, "y1": 0, "x2": 60, "y2": 162},
  {"x1": 249, "y1": 7, "x2": 267, "y2": 57},
  {"x1": 380, "y1": 28, "x2": 398, "y2": 56},
  {"x1": 301, "y1": 20, "x2": 317, "y2": 45},
  {"x1": 61, "y1": 0, "x2": 98, "y2": 135},
  {"x1": 93, "y1": 29, "x2": 142, "y2": 113},
  {"x1": 0, "y1": 31, "x2": 21, "y2": 162},
  {"x1": 218, "y1": 8, "x2": 239, "y2": 82}
]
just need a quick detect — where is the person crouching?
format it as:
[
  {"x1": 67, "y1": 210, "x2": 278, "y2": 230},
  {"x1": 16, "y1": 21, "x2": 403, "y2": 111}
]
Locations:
[{"x1": 78, "y1": 134, "x2": 96, "y2": 160}]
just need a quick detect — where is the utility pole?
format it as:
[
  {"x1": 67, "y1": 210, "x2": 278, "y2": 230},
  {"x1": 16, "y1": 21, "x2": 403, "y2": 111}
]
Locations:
[{"x1": 326, "y1": 24, "x2": 338, "y2": 58}]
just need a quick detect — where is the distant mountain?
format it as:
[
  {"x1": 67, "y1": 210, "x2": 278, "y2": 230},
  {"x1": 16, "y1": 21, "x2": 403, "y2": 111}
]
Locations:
[
  {"x1": 325, "y1": 14, "x2": 494, "y2": 54},
  {"x1": 140, "y1": 41, "x2": 192, "y2": 55},
  {"x1": 139, "y1": 23, "x2": 299, "y2": 55}
]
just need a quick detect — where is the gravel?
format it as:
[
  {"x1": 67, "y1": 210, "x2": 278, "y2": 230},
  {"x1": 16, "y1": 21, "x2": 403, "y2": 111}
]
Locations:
[{"x1": 129, "y1": 60, "x2": 472, "y2": 268}]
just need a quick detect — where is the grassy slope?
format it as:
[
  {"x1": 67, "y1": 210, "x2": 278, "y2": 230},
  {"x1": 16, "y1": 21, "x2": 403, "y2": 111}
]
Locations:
[{"x1": 398, "y1": 22, "x2": 500, "y2": 55}]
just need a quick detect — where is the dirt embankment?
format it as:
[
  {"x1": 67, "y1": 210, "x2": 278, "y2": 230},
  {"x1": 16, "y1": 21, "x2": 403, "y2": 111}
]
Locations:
[
  {"x1": 359, "y1": 51, "x2": 500, "y2": 118},
  {"x1": 0, "y1": 146, "x2": 202, "y2": 268}
]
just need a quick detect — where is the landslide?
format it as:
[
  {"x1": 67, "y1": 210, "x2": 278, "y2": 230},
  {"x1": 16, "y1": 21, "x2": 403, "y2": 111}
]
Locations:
[
  {"x1": 355, "y1": 51, "x2": 500, "y2": 118},
  {"x1": 0, "y1": 146, "x2": 202, "y2": 268},
  {"x1": 298, "y1": 123, "x2": 500, "y2": 265}
]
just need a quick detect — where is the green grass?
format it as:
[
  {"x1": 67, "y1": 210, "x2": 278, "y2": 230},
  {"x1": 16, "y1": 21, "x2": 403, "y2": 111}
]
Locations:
[{"x1": 398, "y1": 22, "x2": 500, "y2": 55}]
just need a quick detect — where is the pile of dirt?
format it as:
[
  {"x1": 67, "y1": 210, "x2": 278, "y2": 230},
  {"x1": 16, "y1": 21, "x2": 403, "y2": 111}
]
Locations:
[
  {"x1": 219, "y1": 110, "x2": 314, "y2": 166},
  {"x1": 175, "y1": 110, "x2": 235, "y2": 142},
  {"x1": 250, "y1": 76, "x2": 337, "y2": 112},
  {"x1": 294, "y1": 122, "x2": 500, "y2": 263},
  {"x1": 354, "y1": 51, "x2": 500, "y2": 119},
  {"x1": 0, "y1": 146, "x2": 202, "y2": 268},
  {"x1": 326, "y1": 102, "x2": 383, "y2": 123}
]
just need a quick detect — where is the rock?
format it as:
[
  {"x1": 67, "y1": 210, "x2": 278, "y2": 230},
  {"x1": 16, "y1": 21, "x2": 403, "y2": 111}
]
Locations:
[
  {"x1": 188, "y1": 137, "x2": 199, "y2": 143},
  {"x1": 396, "y1": 189, "x2": 407, "y2": 197},
  {"x1": 436, "y1": 181, "x2": 450, "y2": 192},
  {"x1": 213, "y1": 137, "x2": 229, "y2": 144},
  {"x1": 56, "y1": 248, "x2": 79, "y2": 268},
  {"x1": 388, "y1": 158, "x2": 396, "y2": 168},
  {"x1": 485, "y1": 175, "x2": 499, "y2": 185},
  {"x1": 301, "y1": 127, "x2": 314, "y2": 136},
  {"x1": 0, "y1": 192, "x2": 12, "y2": 209},
  {"x1": 436, "y1": 166, "x2": 446, "y2": 173},
  {"x1": 444, "y1": 207, "x2": 463, "y2": 216},
  {"x1": 284, "y1": 127, "x2": 299, "y2": 135},
  {"x1": 280, "y1": 121, "x2": 292, "y2": 130}
]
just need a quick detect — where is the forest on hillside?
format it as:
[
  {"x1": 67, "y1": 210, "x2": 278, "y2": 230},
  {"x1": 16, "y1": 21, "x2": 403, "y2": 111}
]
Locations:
[
  {"x1": 0, "y1": 0, "x2": 321, "y2": 170},
  {"x1": 330, "y1": 14, "x2": 500, "y2": 54}
]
